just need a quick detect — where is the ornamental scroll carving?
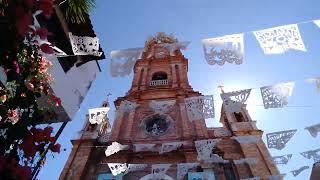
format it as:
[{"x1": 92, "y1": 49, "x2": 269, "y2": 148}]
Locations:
[
  {"x1": 88, "y1": 107, "x2": 110, "y2": 124},
  {"x1": 125, "y1": 164, "x2": 148, "y2": 174},
  {"x1": 220, "y1": 89, "x2": 251, "y2": 113},
  {"x1": 68, "y1": 33, "x2": 102, "y2": 56},
  {"x1": 300, "y1": 148, "x2": 320, "y2": 163},
  {"x1": 104, "y1": 142, "x2": 128, "y2": 157},
  {"x1": 305, "y1": 123, "x2": 320, "y2": 138},
  {"x1": 133, "y1": 143, "x2": 156, "y2": 152},
  {"x1": 149, "y1": 100, "x2": 176, "y2": 114},
  {"x1": 253, "y1": 24, "x2": 306, "y2": 54},
  {"x1": 116, "y1": 100, "x2": 139, "y2": 119},
  {"x1": 160, "y1": 141, "x2": 184, "y2": 154},
  {"x1": 260, "y1": 82, "x2": 295, "y2": 109},
  {"x1": 185, "y1": 95, "x2": 214, "y2": 121},
  {"x1": 110, "y1": 48, "x2": 143, "y2": 77},
  {"x1": 272, "y1": 154, "x2": 292, "y2": 165},
  {"x1": 266, "y1": 129, "x2": 297, "y2": 150},
  {"x1": 202, "y1": 34, "x2": 244, "y2": 65},
  {"x1": 177, "y1": 163, "x2": 199, "y2": 180}
]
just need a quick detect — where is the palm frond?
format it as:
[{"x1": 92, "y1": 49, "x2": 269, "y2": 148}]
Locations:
[{"x1": 64, "y1": 0, "x2": 96, "y2": 24}]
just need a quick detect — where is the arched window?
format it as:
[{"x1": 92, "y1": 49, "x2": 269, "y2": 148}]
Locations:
[{"x1": 152, "y1": 72, "x2": 167, "y2": 81}]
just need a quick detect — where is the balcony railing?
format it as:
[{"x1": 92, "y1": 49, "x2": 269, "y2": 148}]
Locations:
[{"x1": 149, "y1": 79, "x2": 168, "y2": 86}]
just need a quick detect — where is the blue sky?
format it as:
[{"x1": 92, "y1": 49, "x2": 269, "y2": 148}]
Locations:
[{"x1": 39, "y1": 0, "x2": 320, "y2": 179}]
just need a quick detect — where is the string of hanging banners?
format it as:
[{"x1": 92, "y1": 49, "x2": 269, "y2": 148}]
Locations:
[{"x1": 202, "y1": 19, "x2": 320, "y2": 65}]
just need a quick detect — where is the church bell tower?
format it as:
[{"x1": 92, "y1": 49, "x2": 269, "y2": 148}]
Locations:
[{"x1": 60, "y1": 33, "x2": 280, "y2": 180}]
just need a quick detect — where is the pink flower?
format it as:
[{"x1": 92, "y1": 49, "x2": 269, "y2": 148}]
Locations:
[
  {"x1": 13, "y1": 61, "x2": 20, "y2": 74},
  {"x1": 36, "y1": 28, "x2": 49, "y2": 40},
  {"x1": 27, "y1": 82, "x2": 34, "y2": 90},
  {"x1": 40, "y1": 44, "x2": 54, "y2": 54},
  {"x1": 7, "y1": 109, "x2": 20, "y2": 125}
]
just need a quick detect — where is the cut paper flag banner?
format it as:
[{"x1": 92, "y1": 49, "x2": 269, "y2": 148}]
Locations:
[
  {"x1": 220, "y1": 89, "x2": 251, "y2": 113},
  {"x1": 272, "y1": 154, "x2": 292, "y2": 165},
  {"x1": 88, "y1": 107, "x2": 110, "y2": 124},
  {"x1": 308, "y1": 78, "x2": 320, "y2": 93},
  {"x1": 300, "y1": 148, "x2": 320, "y2": 163},
  {"x1": 177, "y1": 163, "x2": 199, "y2": 180},
  {"x1": 108, "y1": 163, "x2": 128, "y2": 176},
  {"x1": 314, "y1": 20, "x2": 320, "y2": 28},
  {"x1": 305, "y1": 123, "x2": 320, "y2": 138},
  {"x1": 266, "y1": 129, "x2": 297, "y2": 150},
  {"x1": 185, "y1": 95, "x2": 215, "y2": 121},
  {"x1": 149, "y1": 100, "x2": 176, "y2": 114},
  {"x1": 253, "y1": 24, "x2": 306, "y2": 54},
  {"x1": 202, "y1": 34, "x2": 244, "y2": 65},
  {"x1": 68, "y1": 32, "x2": 102, "y2": 56},
  {"x1": 110, "y1": 48, "x2": 143, "y2": 77},
  {"x1": 195, "y1": 139, "x2": 223, "y2": 162},
  {"x1": 160, "y1": 141, "x2": 184, "y2": 154},
  {"x1": 105, "y1": 142, "x2": 128, "y2": 157},
  {"x1": 290, "y1": 166, "x2": 309, "y2": 177},
  {"x1": 151, "y1": 164, "x2": 171, "y2": 178},
  {"x1": 260, "y1": 82, "x2": 295, "y2": 109}
]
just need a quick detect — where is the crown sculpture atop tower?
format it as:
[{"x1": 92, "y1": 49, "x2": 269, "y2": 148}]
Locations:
[{"x1": 142, "y1": 32, "x2": 189, "y2": 59}]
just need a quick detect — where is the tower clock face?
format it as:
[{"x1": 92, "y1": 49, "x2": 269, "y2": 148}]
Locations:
[{"x1": 142, "y1": 114, "x2": 171, "y2": 136}]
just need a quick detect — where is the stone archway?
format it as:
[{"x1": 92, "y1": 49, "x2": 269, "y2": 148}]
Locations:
[{"x1": 139, "y1": 174, "x2": 174, "y2": 180}]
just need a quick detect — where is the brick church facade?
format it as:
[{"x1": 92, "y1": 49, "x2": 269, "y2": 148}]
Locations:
[{"x1": 59, "y1": 33, "x2": 280, "y2": 180}]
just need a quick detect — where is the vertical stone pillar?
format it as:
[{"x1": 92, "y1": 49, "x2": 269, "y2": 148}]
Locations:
[
  {"x1": 124, "y1": 111, "x2": 136, "y2": 141},
  {"x1": 171, "y1": 64, "x2": 178, "y2": 88}
]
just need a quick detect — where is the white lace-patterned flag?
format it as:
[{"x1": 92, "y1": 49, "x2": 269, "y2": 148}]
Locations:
[
  {"x1": 202, "y1": 34, "x2": 244, "y2": 65},
  {"x1": 305, "y1": 123, "x2": 320, "y2": 138},
  {"x1": 266, "y1": 129, "x2": 297, "y2": 150},
  {"x1": 253, "y1": 24, "x2": 306, "y2": 54},
  {"x1": 291, "y1": 166, "x2": 309, "y2": 177},
  {"x1": 160, "y1": 141, "x2": 184, "y2": 154},
  {"x1": 314, "y1": 20, "x2": 320, "y2": 28},
  {"x1": 151, "y1": 164, "x2": 171, "y2": 178},
  {"x1": 260, "y1": 82, "x2": 295, "y2": 109},
  {"x1": 105, "y1": 142, "x2": 128, "y2": 157},
  {"x1": 195, "y1": 139, "x2": 223, "y2": 162},
  {"x1": 300, "y1": 149, "x2": 320, "y2": 163},
  {"x1": 108, "y1": 163, "x2": 128, "y2": 176},
  {"x1": 149, "y1": 100, "x2": 176, "y2": 114},
  {"x1": 220, "y1": 89, "x2": 251, "y2": 113},
  {"x1": 272, "y1": 154, "x2": 292, "y2": 165},
  {"x1": 110, "y1": 48, "x2": 143, "y2": 77},
  {"x1": 185, "y1": 95, "x2": 214, "y2": 121},
  {"x1": 68, "y1": 33, "x2": 102, "y2": 56},
  {"x1": 158, "y1": 41, "x2": 190, "y2": 56},
  {"x1": 177, "y1": 163, "x2": 199, "y2": 180},
  {"x1": 88, "y1": 107, "x2": 110, "y2": 124}
]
